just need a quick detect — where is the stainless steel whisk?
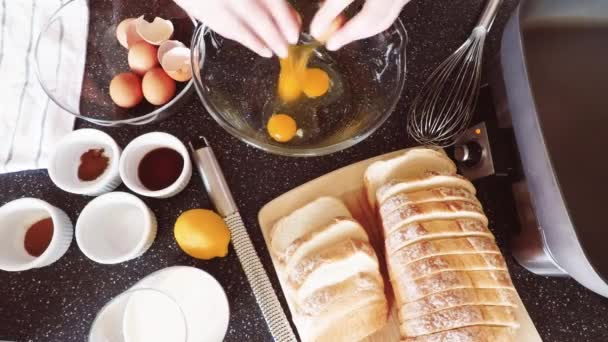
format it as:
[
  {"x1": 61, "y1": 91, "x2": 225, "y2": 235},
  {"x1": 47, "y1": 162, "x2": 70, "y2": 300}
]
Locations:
[{"x1": 407, "y1": 0, "x2": 503, "y2": 147}]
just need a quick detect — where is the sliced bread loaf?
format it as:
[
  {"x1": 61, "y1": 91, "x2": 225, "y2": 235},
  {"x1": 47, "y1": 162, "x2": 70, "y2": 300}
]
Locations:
[
  {"x1": 381, "y1": 201, "x2": 488, "y2": 235},
  {"x1": 297, "y1": 272, "x2": 384, "y2": 316},
  {"x1": 385, "y1": 219, "x2": 493, "y2": 254},
  {"x1": 400, "y1": 305, "x2": 518, "y2": 337},
  {"x1": 391, "y1": 253, "x2": 508, "y2": 281},
  {"x1": 364, "y1": 148, "x2": 457, "y2": 209},
  {"x1": 392, "y1": 270, "x2": 514, "y2": 303},
  {"x1": 270, "y1": 197, "x2": 351, "y2": 257},
  {"x1": 380, "y1": 186, "x2": 480, "y2": 216},
  {"x1": 401, "y1": 325, "x2": 517, "y2": 342},
  {"x1": 399, "y1": 288, "x2": 518, "y2": 320},
  {"x1": 291, "y1": 239, "x2": 379, "y2": 299},
  {"x1": 389, "y1": 237, "x2": 500, "y2": 265},
  {"x1": 283, "y1": 218, "x2": 368, "y2": 268}
]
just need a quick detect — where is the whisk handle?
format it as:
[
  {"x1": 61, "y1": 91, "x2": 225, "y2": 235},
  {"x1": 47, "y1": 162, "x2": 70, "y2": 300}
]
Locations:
[{"x1": 476, "y1": 0, "x2": 503, "y2": 32}]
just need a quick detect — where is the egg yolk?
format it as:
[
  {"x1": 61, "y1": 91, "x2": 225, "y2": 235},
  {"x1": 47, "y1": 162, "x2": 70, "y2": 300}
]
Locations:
[
  {"x1": 267, "y1": 114, "x2": 297, "y2": 142},
  {"x1": 278, "y1": 68, "x2": 302, "y2": 102},
  {"x1": 302, "y1": 68, "x2": 330, "y2": 98},
  {"x1": 277, "y1": 45, "x2": 331, "y2": 102}
]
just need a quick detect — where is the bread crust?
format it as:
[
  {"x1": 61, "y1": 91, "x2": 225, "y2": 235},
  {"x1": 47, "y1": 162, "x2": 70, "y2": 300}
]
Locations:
[
  {"x1": 389, "y1": 237, "x2": 500, "y2": 265},
  {"x1": 401, "y1": 326, "x2": 517, "y2": 342},
  {"x1": 297, "y1": 272, "x2": 384, "y2": 316},
  {"x1": 400, "y1": 305, "x2": 518, "y2": 337},
  {"x1": 380, "y1": 185, "x2": 479, "y2": 216},
  {"x1": 385, "y1": 220, "x2": 494, "y2": 255},
  {"x1": 288, "y1": 239, "x2": 377, "y2": 288},
  {"x1": 281, "y1": 217, "x2": 368, "y2": 265},
  {"x1": 381, "y1": 201, "x2": 488, "y2": 235},
  {"x1": 399, "y1": 288, "x2": 518, "y2": 320},
  {"x1": 390, "y1": 253, "x2": 508, "y2": 281}
]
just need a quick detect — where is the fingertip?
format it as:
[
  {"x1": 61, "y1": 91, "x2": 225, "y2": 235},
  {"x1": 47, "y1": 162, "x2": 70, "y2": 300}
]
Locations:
[
  {"x1": 309, "y1": 21, "x2": 324, "y2": 40},
  {"x1": 290, "y1": 11, "x2": 303, "y2": 43},
  {"x1": 287, "y1": 31, "x2": 299, "y2": 45},
  {"x1": 276, "y1": 48, "x2": 288, "y2": 59},
  {"x1": 326, "y1": 38, "x2": 343, "y2": 51},
  {"x1": 273, "y1": 42, "x2": 289, "y2": 58},
  {"x1": 309, "y1": 12, "x2": 328, "y2": 39},
  {"x1": 259, "y1": 47, "x2": 273, "y2": 58}
]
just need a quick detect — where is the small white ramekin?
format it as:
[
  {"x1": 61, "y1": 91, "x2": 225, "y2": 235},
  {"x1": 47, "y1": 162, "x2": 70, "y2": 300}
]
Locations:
[
  {"x1": 76, "y1": 192, "x2": 157, "y2": 264},
  {"x1": 119, "y1": 132, "x2": 192, "y2": 199},
  {"x1": 0, "y1": 198, "x2": 73, "y2": 271},
  {"x1": 48, "y1": 128, "x2": 122, "y2": 196}
]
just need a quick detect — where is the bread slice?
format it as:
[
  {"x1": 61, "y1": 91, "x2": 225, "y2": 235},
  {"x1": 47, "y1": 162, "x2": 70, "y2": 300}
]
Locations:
[
  {"x1": 400, "y1": 305, "x2": 518, "y2": 337},
  {"x1": 380, "y1": 186, "x2": 479, "y2": 217},
  {"x1": 390, "y1": 237, "x2": 500, "y2": 264},
  {"x1": 297, "y1": 272, "x2": 384, "y2": 316},
  {"x1": 401, "y1": 326, "x2": 516, "y2": 342},
  {"x1": 292, "y1": 239, "x2": 380, "y2": 299},
  {"x1": 392, "y1": 253, "x2": 508, "y2": 281},
  {"x1": 381, "y1": 201, "x2": 488, "y2": 235},
  {"x1": 364, "y1": 148, "x2": 457, "y2": 209},
  {"x1": 385, "y1": 220, "x2": 494, "y2": 255},
  {"x1": 283, "y1": 218, "x2": 369, "y2": 268},
  {"x1": 377, "y1": 174, "x2": 476, "y2": 208},
  {"x1": 399, "y1": 288, "x2": 518, "y2": 320},
  {"x1": 392, "y1": 270, "x2": 514, "y2": 303},
  {"x1": 270, "y1": 197, "x2": 351, "y2": 257},
  {"x1": 300, "y1": 297, "x2": 388, "y2": 342}
]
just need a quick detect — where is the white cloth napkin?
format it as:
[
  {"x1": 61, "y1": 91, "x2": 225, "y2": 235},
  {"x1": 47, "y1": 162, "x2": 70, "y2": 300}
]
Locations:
[{"x1": 0, "y1": 0, "x2": 87, "y2": 174}]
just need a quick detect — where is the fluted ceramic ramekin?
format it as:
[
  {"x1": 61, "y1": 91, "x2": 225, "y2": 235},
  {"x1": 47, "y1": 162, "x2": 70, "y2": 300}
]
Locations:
[
  {"x1": 76, "y1": 192, "x2": 157, "y2": 264},
  {"x1": 48, "y1": 128, "x2": 122, "y2": 196},
  {"x1": 0, "y1": 198, "x2": 73, "y2": 271},
  {"x1": 119, "y1": 132, "x2": 192, "y2": 199}
]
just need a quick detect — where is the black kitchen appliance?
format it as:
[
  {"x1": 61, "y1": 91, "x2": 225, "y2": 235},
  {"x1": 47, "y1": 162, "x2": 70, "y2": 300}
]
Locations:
[
  {"x1": 478, "y1": 0, "x2": 608, "y2": 297},
  {"x1": 456, "y1": 0, "x2": 608, "y2": 297}
]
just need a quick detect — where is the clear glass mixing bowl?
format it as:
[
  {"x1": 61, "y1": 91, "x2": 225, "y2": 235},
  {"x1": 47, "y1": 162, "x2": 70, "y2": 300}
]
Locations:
[
  {"x1": 191, "y1": 3, "x2": 407, "y2": 156},
  {"x1": 35, "y1": 0, "x2": 196, "y2": 126}
]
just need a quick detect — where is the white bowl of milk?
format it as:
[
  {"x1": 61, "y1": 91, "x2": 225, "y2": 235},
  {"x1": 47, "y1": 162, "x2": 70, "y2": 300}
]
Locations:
[{"x1": 89, "y1": 266, "x2": 230, "y2": 342}]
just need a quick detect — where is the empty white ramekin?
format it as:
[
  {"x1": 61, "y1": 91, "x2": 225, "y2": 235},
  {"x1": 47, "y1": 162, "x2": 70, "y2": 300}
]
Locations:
[
  {"x1": 119, "y1": 132, "x2": 192, "y2": 199},
  {"x1": 48, "y1": 128, "x2": 122, "y2": 196},
  {"x1": 76, "y1": 192, "x2": 157, "y2": 264},
  {"x1": 0, "y1": 198, "x2": 73, "y2": 271}
]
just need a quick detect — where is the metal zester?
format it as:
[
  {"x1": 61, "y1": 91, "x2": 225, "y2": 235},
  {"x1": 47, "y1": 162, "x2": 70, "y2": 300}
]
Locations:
[{"x1": 189, "y1": 137, "x2": 297, "y2": 342}]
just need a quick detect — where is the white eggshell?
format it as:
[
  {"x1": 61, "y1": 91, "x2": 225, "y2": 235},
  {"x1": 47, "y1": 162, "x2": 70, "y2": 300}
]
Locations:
[
  {"x1": 116, "y1": 18, "x2": 143, "y2": 49},
  {"x1": 160, "y1": 47, "x2": 192, "y2": 82},
  {"x1": 157, "y1": 40, "x2": 186, "y2": 64},
  {"x1": 135, "y1": 16, "x2": 174, "y2": 46}
]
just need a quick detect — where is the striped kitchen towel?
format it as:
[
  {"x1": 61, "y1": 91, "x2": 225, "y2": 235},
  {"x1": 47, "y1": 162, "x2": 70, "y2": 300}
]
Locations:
[{"x1": 0, "y1": 0, "x2": 87, "y2": 174}]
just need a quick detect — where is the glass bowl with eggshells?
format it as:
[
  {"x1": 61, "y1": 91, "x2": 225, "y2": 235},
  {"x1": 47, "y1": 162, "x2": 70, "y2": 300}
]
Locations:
[{"x1": 35, "y1": 0, "x2": 196, "y2": 126}]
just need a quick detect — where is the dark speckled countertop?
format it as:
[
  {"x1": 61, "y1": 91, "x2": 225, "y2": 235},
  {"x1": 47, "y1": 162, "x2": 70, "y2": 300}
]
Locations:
[{"x1": 2, "y1": 0, "x2": 608, "y2": 341}]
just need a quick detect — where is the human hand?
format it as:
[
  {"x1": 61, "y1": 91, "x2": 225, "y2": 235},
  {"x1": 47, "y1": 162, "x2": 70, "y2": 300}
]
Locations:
[
  {"x1": 310, "y1": 0, "x2": 410, "y2": 50},
  {"x1": 174, "y1": 0, "x2": 301, "y2": 58}
]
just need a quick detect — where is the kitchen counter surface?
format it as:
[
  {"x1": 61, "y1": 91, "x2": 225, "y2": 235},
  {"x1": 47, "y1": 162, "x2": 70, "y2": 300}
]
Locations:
[{"x1": 2, "y1": 0, "x2": 608, "y2": 341}]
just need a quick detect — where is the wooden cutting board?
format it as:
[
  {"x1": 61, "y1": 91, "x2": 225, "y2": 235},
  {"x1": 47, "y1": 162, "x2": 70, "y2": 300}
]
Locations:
[{"x1": 258, "y1": 148, "x2": 543, "y2": 342}]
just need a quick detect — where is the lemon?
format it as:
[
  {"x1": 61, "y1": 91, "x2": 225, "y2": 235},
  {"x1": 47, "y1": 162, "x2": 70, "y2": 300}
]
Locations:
[{"x1": 174, "y1": 209, "x2": 231, "y2": 260}]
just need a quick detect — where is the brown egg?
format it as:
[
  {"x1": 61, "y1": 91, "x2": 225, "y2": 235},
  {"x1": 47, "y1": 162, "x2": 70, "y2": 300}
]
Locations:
[
  {"x1": 109, "y1": 72, "x2": 143, "y2": 108},
  {"x1": 128, "y1": 41, "x2": 159, "y2": 75},
  {"x1": 142, "y1": 68, "x2": 176, "y2": 106}
]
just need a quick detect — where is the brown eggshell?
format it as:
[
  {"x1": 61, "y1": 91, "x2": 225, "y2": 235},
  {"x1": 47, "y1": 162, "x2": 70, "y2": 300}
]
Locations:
[
  {"x1": 160, "y1": 47, "x2": 192, "y2": 82},
  {"x1": 116, "y1": 18, "x2": 143, "y2": 49},
  {"x1": 135, "y1": 16, "x2": 174, "y2": 46}
]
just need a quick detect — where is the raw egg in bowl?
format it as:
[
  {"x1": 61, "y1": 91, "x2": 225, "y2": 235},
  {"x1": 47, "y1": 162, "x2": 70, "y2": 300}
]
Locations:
[{"x1": 191, "y1": 1, "x2": 407, "y2": 157}]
